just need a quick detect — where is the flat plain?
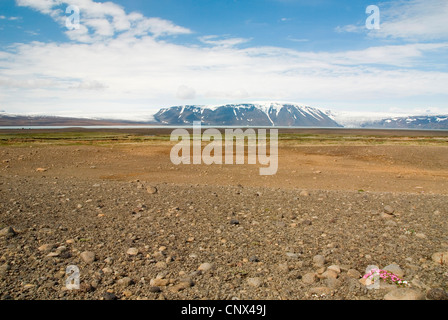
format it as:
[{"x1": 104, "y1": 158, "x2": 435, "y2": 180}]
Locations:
[{"x1": 1, "y1": 128, "x2": 447, "y2": 300}]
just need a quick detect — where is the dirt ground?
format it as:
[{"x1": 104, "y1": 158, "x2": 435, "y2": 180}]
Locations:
[
  {"x1": 1, "y1": 129, "x2": 447, "y2": 300},
  {"x1": 2, "y1": 141, "x2": 447, "y2": 194}
]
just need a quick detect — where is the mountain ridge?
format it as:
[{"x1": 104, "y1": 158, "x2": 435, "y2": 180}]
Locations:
[
  {"x1": 1, "y1": 103, "x2": 448, "y2": 129},
  {"x1": 154, "y1": 102, "x2": 342, "y2": 127}
]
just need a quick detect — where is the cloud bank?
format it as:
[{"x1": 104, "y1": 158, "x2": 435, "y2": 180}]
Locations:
[{"x1": 0, "y1": 0, "x2": 447, "y2": 117}]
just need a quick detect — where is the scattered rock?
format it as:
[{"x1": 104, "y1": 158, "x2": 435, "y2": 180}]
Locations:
[
  {"x1": 383, "y1": 264, "x2": 405, "y2": 278},
  {"x1": 38, "y1": 244, "x2": 56, "y2": 253},
  {"x1": 309, "y1": 287, "x2": 331, "y2": 296},
  {"x1": 415, "y1": 233, "x2": 427, "y2": 239},
  {"x1": 198, "y1": 263, "x2": 213, "y2": 272},
  {"x1": 150, "y1": 279, "x2": 169, "y2": 287},
  {"x1": 249, "y1": 256, "x2": 259, "y2": 263},
  {"x1": 302, "y1": 273, "x2": 316, "y2": 285},
  {"x1": 104, "y1": 257, "x2": 114, "y2": 264},
  {"x1": 347, "y1": 269, "x2": 361, "y2": 279},
  {"x1": 299, "y1": 190, "x2": 309, "y2": 197},
  {"x1": 155, "y1": 261, "x2": 167, "y2": 269},
  {"x1": 147, "y1": 186, "x2": 158, "y2": 194},
  {"x1": 302, "y1": 220, "x2": 312, "y2": 226},
  {"x1": 324, "y1": 278, "x2": 342, "y2": 289},
  {"x1": 149, "y1": 286, "x2": 161, "y2": 293},
  {"x1": 286, "y1": 252, "x2": 299, "y2": 259},
  {"x1": 384, "y1": 205, "x2": 395, "y2": 215},
  {"x1": 127, "y1": 248, "x2": 139, "y2": 256},
  {"x1": 0, "y1": 227, "x2": 16, "y2": 238},
  {"x1": 80, "y1": 283, "x2": 94, "y2": 293},
  {"x1": 103, "y1": 292, "x2": 117, "y2": 300},
  {"x1": 380, "y1": 212, "x2": 394, "y2": 219},
  {"x1": 385, "y1": 220, "x2": 397, "y2": 227},
  {"x1": 278, "y1": 263, "x2": 290, "y2": 273},
  {"x1": 431, "y1": 252, "x2": 448, "y2": 265},
  {"x1": 313, "y1": 255, "x2": 325, "y2": 267},
  {"x1": 80, "y1": 251, "x2": 96, "y2": 264},
  {"x1": 117, "y1": 277, "x2": 133, "y2": 287},
  {"x1": 230, "y1": 219, "x2": 239, "y2": 225},
  {"x1": 169, "y1": 280, "x2": 194, "y2": 293},
  {"x1": 102, "y1": 267, "x2": 113, "y2": 274},
  {"x1": 321, "y1": 270, "x2": 338, "y2": 279},
  {"x1": 426, "y1": 288, "x2": 448, "y2": 300},
  {"x1": 384, "y1": 288, "x2": 425, "y2": 300},
  {"x1": 122, "y1": 290, "x2": 132, "y2": 298},
  {"x1": 0, "y1": 264, "x2": 11, "y2": 278},
  {"x1": 247, "y1": 277, "x2": 262, "y2": 288},
  {"x1": 327, "y1": 265, "x2": 341, "y2": 274}
]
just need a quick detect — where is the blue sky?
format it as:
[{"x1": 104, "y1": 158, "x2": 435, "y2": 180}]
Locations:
[{"x1": 0, "y1": 0, "x2": 447, "y2": 119}]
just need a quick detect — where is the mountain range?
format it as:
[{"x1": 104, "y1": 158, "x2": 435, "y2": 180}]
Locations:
[
  {"x1": 360, "y1": 115, "x2": 448, "y2": 129},
  {"x1": 154, "y1": 103, "x2": 341, "y2": 127},
  {"x1": 1, "y1": 103, "x2": 447, "y2": 129}
]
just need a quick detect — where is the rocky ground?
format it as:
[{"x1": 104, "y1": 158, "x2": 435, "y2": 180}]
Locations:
[
  {"x1": 0, "y1": 139, "x2": 448, "y2": 300},
  {"x1": 1, "y1": 178, "x2": 447, "y2": 300}
]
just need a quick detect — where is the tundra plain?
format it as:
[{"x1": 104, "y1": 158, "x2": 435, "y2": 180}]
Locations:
[{"x1": 0, "y1": 128, "x2": 447, "y2": 300}]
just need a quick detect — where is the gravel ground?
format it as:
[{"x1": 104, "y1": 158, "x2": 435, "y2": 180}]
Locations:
[{"x1": 1, "y1": 176, "x2": 447, "y2": 300}]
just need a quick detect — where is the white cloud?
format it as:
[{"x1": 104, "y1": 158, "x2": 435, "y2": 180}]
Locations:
[
  {"x1": 199, "y1": 35, "x2": 251, "y2": 48},
  {"x1": 17, "y1": 0, "x2": 192, "y2": 42},
  {"x1": 336, "y1": 0, "x2": 448, "y2": 41},
  {"x1": 0, "y1": 15, "x2": 21, "y2": 21},
  {"x1": 376, "y1": 0, "x2": 448, "y2": 41},
  {"x1": 76, "y1": 80, "x2": 108, "y2": 90},
  {"x1": 16, "y1": 0, "x2": 61, "y2": 14},
  {"x1": 334, "y1": 24, "x2": 363, "y2": 34},
  {"x1": 1, "y1": 0, "x2": 448, "y2": 117},
  {"x1": 176, "y1": 85, "x2": 196, "y2": 100}
]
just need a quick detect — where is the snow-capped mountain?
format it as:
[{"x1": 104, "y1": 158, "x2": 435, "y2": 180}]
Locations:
[
  {"x1": 153, "y1": 102, "x2": 342, "y2": 127},
  {"x1": 360, "y1": 115, "x2": 448, "y2": 129}
]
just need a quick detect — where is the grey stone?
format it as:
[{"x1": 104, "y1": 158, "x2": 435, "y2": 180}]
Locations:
[
  {"x1": 384, "y1": 288, "x2": 425, "y2": 300},
  {"x1": 431, "y1": 252, "x2": 448, "y2": 265},
  {"x1": 384, "y1": 205, "x2": 395, "y2": 215},
  {"x1": 383, "y1": 264, "x2": 405, "y2": 278},
  {"x1": 198, "y1": 263, "x2": 213, "y2": 272},
  {"x1": 302, "y1": 273, "x2": 316, "y2": 285},
  {"x1": 127, "y1": 248, "x2": 139, "y2": 256},
  {"x1": 426, "y1": 288, "x2": 448, "y2": 300},
  {"x1": 103, "y1": 292, "x2": 117, "y2": 300},
  {"x1": 313, "y1": 255, "x2": 325, "y2": 267},
  {"x1": 299, "y1": 190, "x2": 309, "y2": 197},
  {"x1": 309, "y1": 287, "x2": 331, "y2": 296},
  {"x1": 327, "y1": 265, "x2": 341, "y2": 273},
  {"x1": 80, "y1": 251, "x2": 96, "y2": 264},
  {"x1": 38, "y1": 244, "x2": 56, "y2": 253},
  {"x1": 347, "y1": 269, "x2": 361, "y2": 279},
  {"x1": 149, "y1": 286, "x2": 161, "y2": 293},
  {"x1": 286, "y1": 252, "x2": 299, "y2": 259},
  {"x1": 247, "y1": 277, "x2": 262, "y2": 288},
  {"x1": 0, "y1": 227, "x2": 16, "y2": 238},
  {"x1": 147, "y1": 186, "x2": 158, "y2": 194},
  {"x1": 321, "y1": 270, "x2": 338, "y2": 279},
  {"x1": 117, "y1": 277, "x2": 133, "y2": 287},
  {"x1": 325, "y1": 278, "x2": 342, "y2": 289}
]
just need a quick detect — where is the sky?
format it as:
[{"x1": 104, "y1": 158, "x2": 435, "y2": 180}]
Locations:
[{"x1": 0, "y1": 0, "x2": 447, "y2": 119}]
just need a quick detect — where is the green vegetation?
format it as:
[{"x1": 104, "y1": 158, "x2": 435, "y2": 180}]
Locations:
[
  {"x1": 0, "y1": 130, "x2": 446, "y2": 146},
  {"x1": 0, "y1": 131, "x2": 172, "y2": 146}
]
